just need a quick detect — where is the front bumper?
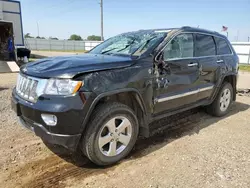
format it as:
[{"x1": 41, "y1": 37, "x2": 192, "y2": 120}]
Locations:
[
  {"x1": 11, "y1": 88, "x2": 85, "y2": 151},
  {"x1": 19, "y1": 116, "x2": 81, "y2": 150}
]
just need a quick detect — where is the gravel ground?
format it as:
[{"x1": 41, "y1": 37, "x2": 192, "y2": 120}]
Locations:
[
  {"x1": 238, "y1": 71, "x2": 250, "y2": 89},
  {"x1": 0, "y1": 73, "x2": 250, "y2": 188}
]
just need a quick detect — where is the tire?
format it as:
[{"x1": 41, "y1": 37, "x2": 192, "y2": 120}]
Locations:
[
  {"x1": 81, "y1": 102, "x2": 139, "y2": 166},
  {"x1": 206, "y1": 82, "x2": 233, "y2": 117}
]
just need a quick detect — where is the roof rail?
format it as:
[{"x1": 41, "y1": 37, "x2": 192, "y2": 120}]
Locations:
[
  {"x1": 213, "y1": 30, "x2": 220, "y2": 34},
  {"x1": 181, "y1": 26, "x2": 192, "y2": 29}
]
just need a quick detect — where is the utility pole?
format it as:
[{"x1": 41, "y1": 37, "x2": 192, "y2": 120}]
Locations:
[
  {"x1": 248, "y1": 36, "x2": 250, "y2": 42},
  {"x1": 37, "y1": 22, "x2": 40, "y2": 37},
  {"x1": 100, "y1": 0, "x2": 104, "y2": 41}
]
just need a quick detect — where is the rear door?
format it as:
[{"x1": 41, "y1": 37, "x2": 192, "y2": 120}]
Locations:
[
  {"x1": 214, "y1": 37, "x2": 234, "y2": 69},
  {"x1": 194, "y1": 33, "x2": 218, "y2": 101}
]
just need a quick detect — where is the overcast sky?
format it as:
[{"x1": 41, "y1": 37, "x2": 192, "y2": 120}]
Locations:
[{"x1": 20, "y1": 0, "x2": 250, "y2": 41}]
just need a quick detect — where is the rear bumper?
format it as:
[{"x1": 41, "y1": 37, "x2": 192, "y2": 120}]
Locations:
[{"x1": 19, "y1": 116, "x2": 81, "y2": 150}]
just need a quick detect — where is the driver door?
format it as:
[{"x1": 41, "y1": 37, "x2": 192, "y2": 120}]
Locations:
[{"x1": 153, "y1": 33, "x2": 200, "y2": 114}]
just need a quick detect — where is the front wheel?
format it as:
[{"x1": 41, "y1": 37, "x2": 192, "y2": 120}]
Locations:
[
  {"x1": 81, "y1": 102, "x2": 139, "y2": 166},
  {"x1": 206, "y1": 82, "x2": 233, "y2": 117}
]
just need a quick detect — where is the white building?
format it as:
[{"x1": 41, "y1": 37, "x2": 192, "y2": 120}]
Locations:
[
  {"x1": 0, "y1": 0, "x2": 23, "y2": 72},
  {"x1": 0, "y1": 0, "x2": 24, "y2": 46}
]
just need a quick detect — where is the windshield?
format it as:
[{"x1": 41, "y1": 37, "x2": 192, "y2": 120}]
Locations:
[{"x1": 89, "y1": 30, "x2": 167, "y2": 56}]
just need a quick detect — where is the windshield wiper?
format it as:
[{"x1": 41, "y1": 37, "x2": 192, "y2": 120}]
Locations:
[
  {"x1": 116, "y1": 38, "x2": 136, "y2": 52},
  {"x1": 139, "y1": 36, "x2": 157, "y2": 52},
  {"x1": 101, "y1": 48, "x2": 118, "y2": 54},
  {"x1": 132, "y1": 36, "x2": 157, "y2": 55},
  {"x1": 101, "y1": 38, "x2": 136, "y2": 55}
]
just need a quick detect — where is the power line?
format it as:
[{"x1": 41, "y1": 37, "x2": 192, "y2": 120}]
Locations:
[
  {"x1": 34, "y1": 0, "x2": 104, "y2": 39},
  {"x1": 42, "y1": 0, "x2": 76, "y2": 11},
  {"x1": 35, "y1": 0, "x2": 78, "y2": 37},
  {"x1": 37, "y1": 0, "x2": 80, "y2": 20}
]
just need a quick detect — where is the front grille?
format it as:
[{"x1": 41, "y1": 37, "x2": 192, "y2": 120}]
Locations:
[{"x1": 16, "y1": 74, "x2": 47, "y2": 102}]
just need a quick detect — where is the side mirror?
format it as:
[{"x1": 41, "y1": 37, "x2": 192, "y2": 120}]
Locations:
[
  {"x1": 156, "y1": 52, "x2": 171, "y2": 74},
  {"x1": 155, "y1": 52, "x2": 164, "y2": 64},
  {"x1": 158, "y1": 52, "x2": 168, "y2": 66},
  {"x1": 159, "y1": 52, "x2": 164, "y2": 62}
]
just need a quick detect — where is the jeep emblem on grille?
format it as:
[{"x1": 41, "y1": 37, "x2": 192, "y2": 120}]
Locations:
[{"x1": 22, "y1": 67, "x2": 27, "y2": 72}]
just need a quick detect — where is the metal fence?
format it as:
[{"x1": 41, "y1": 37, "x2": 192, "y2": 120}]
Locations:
[
  {"x1": 24, "y1": 38, "x2": 102, "y2": 51},
  {"x1": 231, "y1": 42, "x2": 250, "y2": 64},
  {"x1": 24, "y1": 39, "x2": 250, "y2": 64}
]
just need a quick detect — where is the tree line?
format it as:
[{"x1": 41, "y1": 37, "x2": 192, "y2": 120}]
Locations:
[{"x1": 24, "y1": 33, "x2": 102, "y2": 41}]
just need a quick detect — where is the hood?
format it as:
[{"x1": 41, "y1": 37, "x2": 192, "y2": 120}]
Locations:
[{"x1": 22, "y1": 53, "x2": 135, "y2": 78}]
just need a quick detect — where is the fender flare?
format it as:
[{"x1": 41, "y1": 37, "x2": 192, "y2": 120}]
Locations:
[
  {"x1": 80, "y1": 88, "x2": 148, "y2": 133},
  {"x1": 211, "y1": 73, "x2": 237, "y2": 102}
]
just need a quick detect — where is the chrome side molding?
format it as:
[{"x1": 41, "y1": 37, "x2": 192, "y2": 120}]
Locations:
[{"x1": 155, "y1": 85, "x2": 214, "y2": 103}]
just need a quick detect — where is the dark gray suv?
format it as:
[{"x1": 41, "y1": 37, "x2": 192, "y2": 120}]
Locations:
[{"x1": 12, "y1": 27, "x2": 239, "y2": 165}]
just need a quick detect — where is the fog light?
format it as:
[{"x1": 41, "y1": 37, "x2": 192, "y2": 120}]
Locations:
[{"x1": 41, "y1": 114, "x2": 57, "y2": 126}]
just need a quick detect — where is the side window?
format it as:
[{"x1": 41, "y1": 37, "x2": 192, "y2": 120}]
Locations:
[
  {"x1": 215, "y1": 38, "x2": 232, "y2": 55},
  {"x1": 163, "y1": 33, "x2": 194, "y2": 60},
  {"x1": 195, "y1": 34, "x2": 216, "y2": 57}
]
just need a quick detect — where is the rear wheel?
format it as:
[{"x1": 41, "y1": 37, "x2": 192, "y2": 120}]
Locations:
[
  {"x1": 81, "y1": 102, "x2": 139, "y2": 166},
  {"x1": 206, "y1": 82, "x2": 233, "y2": 117}
]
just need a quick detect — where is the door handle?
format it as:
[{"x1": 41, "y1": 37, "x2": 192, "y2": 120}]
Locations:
[
  {"x1": 187, "y1": 62, "x2": 198, "y2": 67},
  {"x1": 217, "y1": 59, "x2": 224, "y2": 63}
]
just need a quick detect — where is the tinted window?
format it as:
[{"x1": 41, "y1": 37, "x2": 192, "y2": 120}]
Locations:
[
  {"x1": 163, "y1": 33, "x2": 194, "y2": 60},
  {"x1": 215, "y1": 38, "x2": 232, "y2": 55},
  {"x1": 195, "y1": 34, "x2": 216, "y2": 57}
]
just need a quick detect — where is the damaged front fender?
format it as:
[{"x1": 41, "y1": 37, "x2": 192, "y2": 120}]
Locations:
[{"x1": 76, "y1": 59, "x2": 155, "y2": 137}]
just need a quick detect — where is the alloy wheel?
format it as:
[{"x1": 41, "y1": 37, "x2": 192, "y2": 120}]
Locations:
[
  {"x1": 220, "y1": 88, "x2": 231, "y2": 112},
  {"x1": 98, "y1": 116, "x2": 132, "y2": 157}
]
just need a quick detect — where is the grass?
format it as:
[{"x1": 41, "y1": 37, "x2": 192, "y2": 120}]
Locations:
[
  {"x1": 239, "y1": 64, "x2": 250, "y2": 72},
  {"x1": 29, "y1": 58, "x2": 38, "y2": 62}
]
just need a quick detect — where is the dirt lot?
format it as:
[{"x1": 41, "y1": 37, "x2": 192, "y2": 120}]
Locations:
[{"x1": 0, "y1": 73, "x2": 249, "y2": 188}]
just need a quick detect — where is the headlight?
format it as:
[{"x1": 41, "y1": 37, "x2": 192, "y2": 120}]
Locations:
[{"x1": 44, "y1": 79, "x2": 82, "y2": 95}]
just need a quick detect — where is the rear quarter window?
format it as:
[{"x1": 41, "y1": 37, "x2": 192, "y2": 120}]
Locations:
[{"x1": 215, "y1": 37, "x2": 232, "y2": 55}]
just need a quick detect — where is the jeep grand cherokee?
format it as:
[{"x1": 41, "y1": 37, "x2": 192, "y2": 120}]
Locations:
[{"x1": 12, "y1": 27, "x2": 238, "y2": 165}]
